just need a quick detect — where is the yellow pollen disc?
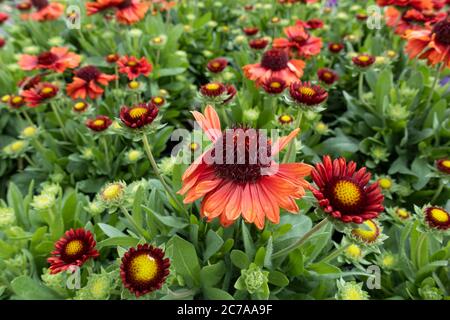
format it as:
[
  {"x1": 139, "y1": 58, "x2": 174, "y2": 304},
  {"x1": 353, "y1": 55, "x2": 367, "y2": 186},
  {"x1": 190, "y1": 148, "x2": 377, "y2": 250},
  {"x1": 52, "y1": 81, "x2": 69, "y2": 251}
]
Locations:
[
  {"x1": 299, "y1": 86, "x2": 315, "y2": 96},
  {"x1": 346, "y1": 244, "x2": 362, "y2": 258},
  {"x1": 387, "y1": 50, "x2": 396, "y2": 58},
  {"x1": 129, "y1": 107, "x2": 147, "y2": 119},
  {"x1": 272, "y1": 17, "x2": 280, "y2": 23},
  {"x1": 23, "y1": 126, "x2": 37, "y2": 137},
  {"x1": 358, "y1": 55, "x2": 370, "y2": 62},
  {"x1": 93, "y1": 119, "x2": 105, "y2": 127},
  {"x1": 270, "y1": 81, "x2": 281, "y2": 89},
  {"x1": 323, "y1": 72, "x2": 332, "y2": 79},
  {"x1": 153, "y1": 97, "x2": 163, "y2": 104},
  {"x1": 352, "y1": 220, "x2": 378, "y2": 242},
  {"x1": 430, "y1": 208, "x2": 449, "y2": 223},
  {"x1": 41, "y1": 87, "x2": 54, "y2": 94},
  {"x1": 206, "y1": 83, "x2": 220, "y2": 90},
  {"x1": 396, "y1": 208, "x2": 409, "y2": 219},
  {"x1": 129, "y1": 81, "x2": 140, "y2": 89},
  {"x1": 127, "y1": 61, "x2": 137, "y2": 67},
  {"x1": 333, "y1": 180, "x2": 361, "y2": 207},
  {"x1": 442, "y1": 160, "x2": 450, "y2": 168},
  {"x1": 382, "y1": 255, "x2": 395, "y2": 267},
  {"x1": 102, "y1": 184, "x2": 122, "y2": 200},
  {"x1": 2, "y1": 95, "x2": 11, "y2": 102},
  {"x1": 153, "y1": 37, "x2": 162, "y2": 43},
  {"x1": 212, "y1": 62, "x2": 220, "y2": 68},
  {"x1": 74, "y1": 102, "x2": 86, "y2": 110},
  {"x1": 280, "y1": 115, "x2": 292, "y2": 123},
  {"x1": 379, "y1": 178, "x2": 392, "y2": 189},
  {"x1": 11, "y1": 141, "x2": 25, "y2": 152},
  {"x1": 12, "y1": 96, "x2": 23, "y2": 104},
  {"x1": 332, "y1": 44, "x2": 339, "y2": 50},
  {"x1": 65, "y1": 240, "x2": 84, "y2": 256},
  {"x1": 129, "y1": 254, "x2": 158, "y2": 282}
]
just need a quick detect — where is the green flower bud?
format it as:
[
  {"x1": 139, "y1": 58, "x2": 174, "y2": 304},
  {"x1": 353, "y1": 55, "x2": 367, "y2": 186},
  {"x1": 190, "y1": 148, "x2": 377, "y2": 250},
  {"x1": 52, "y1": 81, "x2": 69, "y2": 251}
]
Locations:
[
  {"x1": 244, "y1": 109, "x2": 260, "y2": 122},
  {"x1": 241, "y1": 264, "x2": 269, "y2": 294},
  {"x1": 0, "y1": 208, "x2": 16, "y2": 229},
  {"x1": 31, "y1": 194, "x2": 56, "y2": 211},
  {"x1": 336, "y1": 279, "x2": 369, "y2": 300},
  {"x1": 75, "y1": 272, "x2": 113, "y2": 300}
]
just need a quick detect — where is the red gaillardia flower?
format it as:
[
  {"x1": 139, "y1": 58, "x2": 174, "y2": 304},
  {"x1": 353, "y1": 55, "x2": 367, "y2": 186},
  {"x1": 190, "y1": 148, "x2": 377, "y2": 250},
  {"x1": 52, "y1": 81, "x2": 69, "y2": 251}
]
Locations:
[
  {"x1": 151, "y1": 96, "x2": 165, "y2": 107},
  {"x1": 86, "y1": 115, "x2": 113, "y2": 132},
  {"x1": 261, "y1": 77, "x2": 287, "y2": 94},
  {"x1": 200, "y1": 82, "x2": 226, "y2": 97},
  {"x1": 376, "y1": 0, "x2": 434, "y2": 11},
  {"x1": 178, "y1": 106, "x2": 312, "y2": 229},
  {"x1": 424, "y1": 206, "x2": 450, "y2": 230},
  {"x1": 273, "y1": 24, "x2": 322, "y2": 58},
  {"x1": 352, "y1": 53, "x2": 376, "y2": 68},
  {"x1": 243, "y1": 26, "x2": 259, "y2": 36},
  {"x1": 224, "y1": 84, "x2": 237, "y2": 104},
  {"x1": 19, "y1": 47, "x2": 81, "y2": 73},
  {"x1": 22, "y1": 82, "x2": 58, "y2": 107},
  {"x1": 288, "y1": 81, "x2": 328, "y2": 107},
  {"x1": 73, "y1": 101, "x2": 89, "y2": 113},
  {"x1": 279, "y1": 114, "x2": 294, "y2": 125},
  {"x1": 17, "y1": 2, "x2": 32, "y2": 11},
  {"x1": 207, "y1": 58, "x2": 228, "y2": 73},
  {"x1": 9, "y1": 95, "x2": 26, "y2": 109},
  {"x1": 117, "y1": 55, "x2": 152, "y2": 80},
  {"x1": 317, "y1": 68, "x2": 339, "y2": 85},
  {"x1": 66, "y1": 65, "x2": 117, "y2": 100},
  {"x1": 243, "y1": 48, "x2": 305, "y2": 86},
  {"x1": 119, "y1": 102, "x2": 159, "y2": 129},
  {"x1": 0, "y1": 12, "x2": 9, "y2": 24},
  {"x1": 120, "y1": 244, "x2": 170, "y2": 297},
  {"x1": 436, "y1": 158, "x2": 450, "y2": 174},
  {"x1": 106, "y1": 53, "x2": 120, "y2": 63},
  {"x1": 47, "y1": 228, "x2": 99, "y2": 274},
  {"x1": 29, "y1": 0, "x2": 64, "y2": 21},
  {"x1": 0, "y1": 37, "x2": 5, "y2": 48},
  {"x1": 86, "y1": 0, "x2": 149, "y2": 25},
  {"x1": 296, "y1": 18, "x2": 324, "y2": 29},
  {"x1": 249, "y1": 38, "x2": 269, "y2": 50},
  {"x1": 328, "y1": 42, "x2": 344, "y2": 53},
  {"x1": 309, "y1": 155, "x2": 384, "y2": 224},
  {"x1": 405, "y1": 19, "x2": 450, "y2": 68}
]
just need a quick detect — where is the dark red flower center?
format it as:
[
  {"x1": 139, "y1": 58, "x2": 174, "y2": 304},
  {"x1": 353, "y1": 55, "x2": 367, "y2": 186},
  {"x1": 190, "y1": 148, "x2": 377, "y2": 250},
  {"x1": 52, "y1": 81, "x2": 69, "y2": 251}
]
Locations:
[
  {"x1": 76, "y1": 66, "x2": 101, "y2": 82},
  {"x1": 432, "y1": 19, "x2": 450, "y2": 45},
  {"x1": 211, "y1": 127, "x2": 272, "y2": 184},
  {"x1": 325, "y1": 178, "x2": 365, "y2": 215},
  {"x1": 31, "y1": 0, "x2": 49, "y2": 10},
  {"x1": 117, "y1": 0, "x2": 133, "y2": 9},
  {"x1": 261, "y1": 49, "x2": 289, "y2": 71},
  {"x1": 37, "y1": 52, "x2": 58, "y2": 66}
]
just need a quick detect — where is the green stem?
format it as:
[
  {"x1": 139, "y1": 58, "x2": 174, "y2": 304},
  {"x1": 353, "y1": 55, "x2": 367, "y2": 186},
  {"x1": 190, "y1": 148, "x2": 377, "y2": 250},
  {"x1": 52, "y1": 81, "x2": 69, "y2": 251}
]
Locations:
[
  {"x1": 23, "y1": 154, "x2": 36, "y2": 167},
  {"x1": 101, "y1": 136, "x2": 111, "y2": 174},
  {"x1": 282, "y1": 109, "x2": 302, "y2": 163},
  {"x1": 21, "y1": 110, "x2": 33, "y2": 125},
  {"x1": 272, "y1": 218, "x2": 329, "y2": 259},
  {"x1": 425, "y1": 64, "x2": 441, "y2": 111},
  {"x1": 358, "y1": 72, "x2": 365, "y2": 103},
  {"x1": 120, "y1": 207, "x2": 150, "y2": 241},
  {"x1": 50, "y1": 103, "x2": 67, "y2": 139},
  {"x1": 431, "y1": 180, "x2": 444, "y2": 204},
  {"x1": 142, "y1": 133, "x2": 189, "y2": 218},
  {"x1": 318, "y1": 244, "x2": 350, "y2": 264}
]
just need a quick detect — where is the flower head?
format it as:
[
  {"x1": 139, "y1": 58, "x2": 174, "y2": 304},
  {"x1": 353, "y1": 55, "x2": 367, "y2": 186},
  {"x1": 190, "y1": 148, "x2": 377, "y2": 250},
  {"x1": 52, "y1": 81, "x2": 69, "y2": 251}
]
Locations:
[
  {"x1": 310, "y1": 155, "x2": 384, "y2": 224},
  {"x1": 317, "y1": 68, "x2": 338, "y2": 85},
  {"x1": 19, "y1": 47, "x2": 80, "y2": 73},
  {"x1": 119, "y1": 102, "x2": 159, "y2": 129},
  {"x1": 151, "y1": 96, "x2": 165, "y2": 107},
  {"x1": 207, "y1": 58, "x2": 228, "y2": 73},
  {"x1": 73, "y1": 101, "x2": 89, "y2": 113},
  {"x1": 0, "y1": 208, "x2": 16, "y2": 229},
  {"x1": 31, "y1": 193, "x2": 55, "y2": 210},
  {"x1": 436, "y1": 159, "x2": 450, "y2": 174},
  {"x1": 2, "y1": 140, "x2": 29, "y2": 158},
  {"x1": 273, "y1": 24, "x2": 323, "y2": 58},
  {"x1": 47, "y1": 228, "x2": 99, "y2": 274},
  {"x1": 8, "y1": 95, "x2": 26, "y2": 109},
  {"x1": 243, "y1": 27, "x2": 259, "y2": 36},
  {"x1": 120, "y1": 244, "x2": 170, "y2": 297},
  {"x1": 249, "y1": 38, "x2": 269, "y2": 50},
  {"x1": 106, "y1": 53, "x2": 119, "y2": 63},
  {"x1": 98, "y1": 181, "x2": 126, "y2": 208},
  {"x1": 86, "y1": 115, "x2": 113, "y2": 132},
  {"x1": 117, "y1": 55, "x2": 152, "y2": 80},
  {"x1": 328, "y1": 43, "x2": 344, "y2": 53},
  {"x1": 287, "y1": 81, "x2": 328, "y2": 108},
  {"x1": 424, "y1": 206, "x2": 450, "y2": 230},
  {"x1": 352, "y1": 53, "x2": 376, "y2": 69},
  {"x1": 67, "y1": 65, "x2": 117, "y2": 100},
  {"x1": 29, "y1": 0, "x2": 64, "y2": 21},
  {"x1": 86, "y1": 0, "x2": 149, "y2": 25},
  {"x1": 22, "y1": 82, "x2": 59, "y2": 107},
  {"x1": 336, "y1": 279, "x2": 370, "y2": 300},
  {"x1": 350, "y1": 219, "x2": 383, "y2": 245},
  {"x1": 261, "y1": 77, "x2": 287, "y2": 95}
]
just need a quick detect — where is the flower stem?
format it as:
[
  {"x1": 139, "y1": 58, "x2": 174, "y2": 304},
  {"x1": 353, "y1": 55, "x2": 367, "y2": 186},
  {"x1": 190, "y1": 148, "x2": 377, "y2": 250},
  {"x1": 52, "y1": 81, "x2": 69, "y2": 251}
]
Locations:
[
  {"x1": 282, "y1": 109, "x2": 302, "y2": 163},
  {"x1": 50, "y1": 103, "x2": 67, "y2": 139},
  {"x1": 101, "y1": 136, "x2": 111, "y2": 174},
  {"x1": 272, "y1": 218, "x2": 329, "y2": 259},
  {"x1": 142, "y1": 133, "x2": 189, "y2": 218},
  {"x1": 431, "y1": 180, "x2": 444, "y2": 204},
  {"x1": 120, "y1": 206, "x2": 150, "y2": 241},
  {"x1": 318, "y1": 244, "x2": 350, "y2": 264},
  {"x1": 425, "y1": 64, "x2": 442, "y2": 111},
  {"x1": 358, "y1": 72, "x2": 365, "y2": 103}
]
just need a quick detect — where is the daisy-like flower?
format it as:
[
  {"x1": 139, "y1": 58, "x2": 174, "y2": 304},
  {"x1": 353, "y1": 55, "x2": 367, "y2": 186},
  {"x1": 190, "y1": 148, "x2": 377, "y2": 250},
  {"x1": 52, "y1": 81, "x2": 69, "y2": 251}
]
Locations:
[
  {"x1": 376, "y1": 0, "x2": 434, "y2": 11},
  {"x1": 178, "y1": 106, "x2": 312, "y2": 229},
  {"x1": 350, "y1": 219, "x2": 383, "y2": 244},
  {"x1": 424, "y1": 206, "x2": 450, "y2": 230},
  {"x1": 86, "y1": 115, "x2": 113, "y2": 132},
  {"x1": 22, "y1": 82, "x2": 59, "y2": 107},
  {"x1": 29, "y1": 0, "x2": 64, "y2": 21},
  {"x1": 151, "y1": 96, "x2": 165, "y2": 107},
  {"x1": 436, "y1": 158, "x2": 450, "y2": 174},
  {"x1": 302, "y1": 18, "x2": 324, "y2": 29},
  {"x1": 328, "y1": 42, "x2": 344, "y2": 53},
  {"x1": 120, "y1": 244, "x2": 170, "y2": 297},
  {"x1": 243, "y1": 49, "x2": 305, "y2": 87},
  {"x1": 66, "y1": 66, "x2": 117, "y2": 100},
  {"x1": 18, "y1": 47, "x2": 81, "y2": 73},
  {"x1": 287, "y1": 81, "x2": 328, "y2": 108},
  {"x1": 336, "y1": 279, "x2": 370, "y2": 300},
  {"x1": 405, "y1": 18, "x2": 450, "y2": 67},
  {"x1": 119, "y1": 102, "x2": 159, "y2": 129},
  {"x1": 117, "y1": 55, "x2": 152, "y2": 80},
  {"x1": 8, "y1": 95, "x2": 26, "y2": 109},
  {"x1": 317, "y1": 68, "x2": 339, "y2": 85},
  {"x1": 47, "y1": 228, "x2": 100, "y2": 274},
  {"x1": 385, "y1": 7, "x2": 446, "y2": 36},
  {"x1": 309, "y1": 155, "x2": 384, "y2": 224},
  {"x1": 86, "y1": 0, "x2": 149, "y2": 25},
  {"x1": 207, "y1": 58, "x2": 228, "y2": 73},
  {"x1": 17, "y1": 2, "x2": 32, "y2": 11},
  {"x1": 261, "y1": 77, "x2": 287, "y2": 95},
  {"x1": 273, "y1": 24, "x2": 322, "y2": 58},
  {"x1": 98, "y1": 181, "x2": 126, "y2": 206},
  {"x1": 243, "y1": 27, "x2": 259, "y2": 36},
  {"x1": 395, "y1": 207, "x2": 411, "y2": 220},
  {"x1": 352, "y1": 53, "x2": 376, "y2": 69},
  {"x1": 73, "y1": 101, "x2": 89, "y2": 113},
  {"x1": 278, "y1": 114, "x2": 294, "y2": 125},
  {"x1": 249, "y1": 38, "x2": 269, "y2": 50},
  {"x1": 199, "y1": 82, "x2": 236, "y2": 104},
  {"x1": 106, "y1": 53, "x2": 120, "y2": 63}
]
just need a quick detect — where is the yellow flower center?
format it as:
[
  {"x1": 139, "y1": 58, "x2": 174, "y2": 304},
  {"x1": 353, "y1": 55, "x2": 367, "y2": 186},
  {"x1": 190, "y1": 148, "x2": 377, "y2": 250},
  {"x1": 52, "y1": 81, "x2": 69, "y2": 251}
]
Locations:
[
  {"x1": 280, "y1": 115, "x2": 292, "y2": 123},
  {"x1": 128, "y1": 150, "x2": 141, "y2": 161},
  {"x1": 22, "y1": 126, "x2": 37, "y2": 137},
  {"x1": 153, "y1": 37, "x2": 162, "y2": 44},
  {"x1": 333, "y1": 180, "x2": 362, "y2": 207},
  {"x1": 206, "y1": 83, "x2": 220, "y2": 91},
  {"x1": 93, "y1": 119, "x2": 105, "y2": 127},
  {"x1": 382, "y1": 255, "x2": 395, "y2": 267},
  {"x1": 352, "y1": 220, "x2": 379, "y2": 243},
  {"x1": 11, "y1": 141, "x2": 25, "y2": 152},
  {"x1": 343, "y1": 287, "x2": 365, "y2": 300},
  {"x1": 379, "y1": 178, "x2": 392, "y2": 189},
  {"x1": 358, "y1": 55, "x2": 370, "y2": 62},
  {"x1": 430, "y1": 208, "x2": 449, "y2": 223},
  {"x1": 270, "y1": 81, "x2": 281, "y2": 89},
  {"x1": 332, "y1": 44, "x2": 340, "y2": 50},
  {"x1": 212, "y1": 62, "x2": 220, "y2": 68},
  {"x1": 41, "y1": 87, "x2": 54, "y2": 94},
  {"x1": 346, "y1": 244, "x2": 362, "y2": 258},
  {"x1": 387, "y1": 50, "x2": 396, "y2": 58},
  {"x1": 396, "y1": 208, "x2": 409, "y2": 219},
  {"x1": 65, "y1": 240, "x2": 84, "y2": 256},
  {"x1": 298, "y1": 86, "x2": 315, "y2": 96},
  {"x1": 127, "y1": 61, "x2": 137, "y2": 67},
  {"x1": 129, "y1": 254, "x2": 159, "y2": 282},
  {"x1": 12, "y1": 96, "x2": 23, "y2": 104},
  {"x1": 442, "y1": 160, "x2": 450, "y2": 168},
  {"x1": 153, "y1": 97, "x2": 163, "y2": 104},
  {"x1": 1, "y1": 95, "x2": 11, "y2": 102},
  {"x1": 129, "y1": 107, "x2": 148, "y2": 119},
  {"x1": 102, "y1": 184, "x2": 123, "y2": 200},
  {"x1": 74, "y1": 102, "x2": 87, "y2": 110},
  {"x1": 272, "y1": 17, "x2": 280, "y2": 23},
  {"x1": 129, "y1": 81, "x2": 140, "y2": 89}
]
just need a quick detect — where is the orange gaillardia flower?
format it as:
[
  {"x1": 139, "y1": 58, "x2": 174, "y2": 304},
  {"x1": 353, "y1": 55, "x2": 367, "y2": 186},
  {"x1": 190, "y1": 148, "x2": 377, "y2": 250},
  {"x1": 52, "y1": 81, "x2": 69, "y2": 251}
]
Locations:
[
  {"x1": 47, "y1": 228, "x2": 99, "y2": 274},
  {"x1": 424, "y1": 206, "x2": 450, "y2": 230},
  {"x1": 28, "y1": 0, "x2": 64, "y2": 21},
  {"x1": 243, "y1": 48, "x2": 305, "y2": 87},
  {"x1": 22, "y1": 82, "x2": 59, "y2": 107},
  {"x1": 310, "y1": 156, "x2": 384, "y2": 224},
  {"x1": 405, "y1": 18, "x2": 450, "y2": 68},
  {"x1": 86, "y1": 0, "x2": 149, "y2": 25},
  {"x1": 273, "y1": 24, "x2": 322, "y2": 58},
  {"x1": 120, "y1": 244, "x2": 170, "y2": 297},
  {"x1": 19, "y1": 47, "x2": 81, "y2": 73},
  {"x1": 178, "y1": 106, "x2": 312, "y2": 229},
  {"x1": 67, "y1": 65, "x2": 117, "y2": 100},
  {"x1": 117, "y1": 55, "x2": 153, "y2": 80}
]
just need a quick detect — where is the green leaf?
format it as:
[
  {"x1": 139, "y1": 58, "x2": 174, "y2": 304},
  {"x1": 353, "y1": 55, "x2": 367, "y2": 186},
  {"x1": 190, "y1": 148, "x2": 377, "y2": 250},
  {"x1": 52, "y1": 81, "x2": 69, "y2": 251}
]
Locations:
[
  {"x1": 98, "y1": 223, "x2": 127, "y2": 238},
  {"x1": 230, "y1": 250, "x2": 250, "y2": 270},
  {"x1": 203, "y1": 230, "x2": 224, "y2": 261},
  {"x1": 142, "y1": 206, "x2": 188, "y2": 229},
  {"x1": 308, "y1": 262, "x2": 341, "y2": 274},
  {"x1": 11, "y1": 276, "x2": 61, "y2": 300},
  {"x1": 203, "y1": 287, "x2": 234, "y2": 300},
  {"x1": 97, "y1": 236, "x2": 140, "y2": 250},
  {"x1": 167, "y1": 235, "x2": 201, "y2": 287},
  {"x1": 241, "y1": 221, "x2": 255, "y2": 260},
  {"x1": 200, "y1": 262, "x2": 226, "y2": 288},
  {"x1": 268, "y1": 271, "x2": 289, "y2": 287}
]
